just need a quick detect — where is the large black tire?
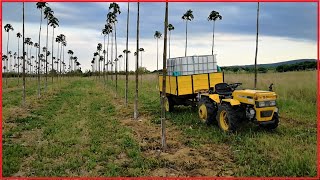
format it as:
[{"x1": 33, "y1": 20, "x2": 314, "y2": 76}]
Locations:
[
  {"x1": 260, "y1": 112, "x2": 279, "y2": 130},
  {"x1": 216, "y1": 103, "x2": 240, "y2": 132},
  {"x1": 164, "y1": 96, "x2": 174, "y2": 112},
  {"x1": 198, "y1": 97, "x2": 217, "y2": 125}
]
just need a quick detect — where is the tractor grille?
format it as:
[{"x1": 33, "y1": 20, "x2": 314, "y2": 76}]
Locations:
[{"x1": 260, "y1": 111, "x2": 273, "y2": 118}]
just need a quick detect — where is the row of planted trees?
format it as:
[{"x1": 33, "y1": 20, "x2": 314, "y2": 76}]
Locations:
[
  {"x1": 88, "y1": 3, "x2": 224, "y2": 150},
  {"x1": 2, "y1": 2, "x2": 81, "y2": 101},
  {"x1": 91, "y1": 2, "x2": 147, "y2": 115},
  {"x1": 153, "y1": 9, "x2": 222, "y2": 63},
  {"x1": 3, "y1": 2, "x2": 224, "y2": 150},
  {"x1": 90, "y1": 3, "x2": 223, "y2": 99}
]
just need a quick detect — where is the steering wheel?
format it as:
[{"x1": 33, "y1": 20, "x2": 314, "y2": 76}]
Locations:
[{"x1": 229, "y1": 83, "x2": 242, "y2": 90}]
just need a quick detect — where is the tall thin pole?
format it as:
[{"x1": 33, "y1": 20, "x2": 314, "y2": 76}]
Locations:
[
  {"x1": 22, "y1": 2, "x2": 26, "y2": 105},
  {"x1": 254, "y1": 2, "x2": 260, "y2": 89},
  {"x1": 185, "y1": 20, "x2": 187, "y2": 57},
  {"x1": 157, "y1": 38, "x2": 159, "y2": 71},
  {"x1": 51, "y1": 27, "x2": 54, "y2": 84},
  {"x1": 18, "y1": 36, "x2": 20, "y2": 85},
  {"x1": 103, "y1": 35, "x2": 106, "y2": 87},
  {"x1": 6, "y1": 31, "x2": 9, "y2": 87},
  {"x1": 134, "y1": 2, "x2": 140, "y2": 120},
  {"x1": 168, "y1": 31, "x2": 171, "y2": 59},
  {"x1": 115, "y1": 24, "x2": 118, "y2": 94},
  {"x1": 111, "y1": 27, "x2": 114, "y2": 81},
  {"x1": 45, "y1": 18, "x2": 48, "y2": 89},
  {"x1": 125, "y1": 2, "x2": 130, "y2": 107},
  {"x1": 161, "y1": 2, "x2": 168, "y2": 151},
  {"x1": 37, "y1": 8, "x2": 43, "y2": 98},
  {"x1": 211, "y1": 21, "x2": 215, "y2": 55}
]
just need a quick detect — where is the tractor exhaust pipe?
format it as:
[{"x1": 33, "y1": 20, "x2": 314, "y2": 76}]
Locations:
[{"x1": 269, "y1": 83, "x2": 274, "y2": 91}]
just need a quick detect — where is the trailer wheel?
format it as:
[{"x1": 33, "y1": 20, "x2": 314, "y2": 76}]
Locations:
[
  {"x1": 198, "y1": 97, "x2": 217, "y2": 125},
  {"x1": 164, "y1": 96, "x2": 174, "y2": 112}
]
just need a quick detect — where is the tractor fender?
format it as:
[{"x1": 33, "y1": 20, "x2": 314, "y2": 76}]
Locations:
[
  {"x1": 221, "y1": 99, "x2": 241, "y2": 106},
  {"x1": 200, "y1": 94, "x2": 220, "y2": 104},
  {"x1": 208, "y1": 94, "x2": 220, "y2": 104}
]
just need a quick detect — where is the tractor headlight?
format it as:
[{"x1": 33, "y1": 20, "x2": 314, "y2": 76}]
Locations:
[
  {"x1": 256, "y1": 100, "x2": 276, "y2": 108},
  {"x1": 258, "y1": 101, "x2": 266, "y2": 107},
  {"x1": 269, "y1": 100, "x2": 276, "y2": 106}
]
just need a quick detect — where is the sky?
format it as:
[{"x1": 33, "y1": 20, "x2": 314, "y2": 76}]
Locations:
[{"x1": 1, "y1": 2, "x2": 318, "y2": 71}]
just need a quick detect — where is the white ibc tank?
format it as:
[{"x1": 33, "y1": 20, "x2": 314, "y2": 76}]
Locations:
[{"x1": 167, "y1": 54, "x2": 217, "y2": 76}]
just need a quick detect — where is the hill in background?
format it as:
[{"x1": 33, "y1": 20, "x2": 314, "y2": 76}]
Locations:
[{"x1": 221, "y1": 59, "x2": 317, "y2": 68}]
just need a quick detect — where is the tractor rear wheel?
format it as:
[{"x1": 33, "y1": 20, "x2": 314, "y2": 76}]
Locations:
[
  {"x1": 216, "y1": 103, "x2": 239, "y2": 132},
  {"x1": 164, "y1": 96, "x2": 174, "y2": 112},
  {"x1": 198, "y1": 97, "x2": 217, "y2": 125}
]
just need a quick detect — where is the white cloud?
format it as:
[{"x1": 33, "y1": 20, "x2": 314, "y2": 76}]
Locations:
[{"x1": 3, "y1": 20, "x2": 317, "y2": 72}]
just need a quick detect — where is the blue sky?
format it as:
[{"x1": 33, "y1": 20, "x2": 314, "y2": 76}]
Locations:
[{"x1": 2, "y1": 2, "x2": 318, "y2": 71}]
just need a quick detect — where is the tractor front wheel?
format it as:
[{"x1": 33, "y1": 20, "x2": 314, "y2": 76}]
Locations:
[
  {"x1": 260, "y1": 112, "x2": 279, "y2": 130},
  {"x1": 198, "y1": 97, "x2": 217, "y2": 125},
  {"x1": 216, "y1": 104, "x2": 239, "y2": 132}
]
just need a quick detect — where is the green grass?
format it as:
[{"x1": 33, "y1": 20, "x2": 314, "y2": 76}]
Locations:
[
  {"x1": 2, "y1": 71, "x2": 317, "y2": 177},
  {"x1": 3, "y1": 77, "x2": 159, "y2": 177},
  {"x1": 112, "y1": 71, "x2": 317, "y2": 177}
]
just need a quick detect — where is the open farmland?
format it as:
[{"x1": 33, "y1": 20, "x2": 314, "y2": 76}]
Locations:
[{"x1": 2, "y1": 71, "x2": 317, "y2": 177}]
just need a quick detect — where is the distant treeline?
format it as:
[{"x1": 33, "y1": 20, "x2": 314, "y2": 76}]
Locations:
[{"x1": 221, "y1": 61, "x2": 317, "y2": 73}]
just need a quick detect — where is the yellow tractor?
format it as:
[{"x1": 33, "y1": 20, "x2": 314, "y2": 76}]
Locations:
[
  {"x1": 159, "y1": 70, "x2": 279, "y2": 132},
  {"x1": 198, "y1": 82, "x2": 279, "y2": 132}
]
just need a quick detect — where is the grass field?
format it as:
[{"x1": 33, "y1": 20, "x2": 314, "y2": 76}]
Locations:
[{"x1": 2, "y1": 71, "x2": 317, "y2": 177}]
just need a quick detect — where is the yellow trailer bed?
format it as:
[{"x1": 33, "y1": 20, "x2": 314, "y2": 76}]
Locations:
[{"x1": 159, "y1": 72, "x2": 224, "y2": 96}]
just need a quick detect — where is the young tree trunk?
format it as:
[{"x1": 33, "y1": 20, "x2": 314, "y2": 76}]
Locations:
[
  {"x1": 18, "y1": 37, "x2": 20, "y2": 85},
  {"x1": 140, "y1": 51, "x2": 142, "y2": 84},
  {"x1": 29, "y1": 45, "x2": 33, "y2": 81},
  {"x1": 59, "y1": 41, "x2": 62, "y2": 83},
  {"x1": 134, "y1": 2, "x2": 140, "y2": 120},
  {"x1": 157, "y1": 38, "x2": 159, "y2": 71},
  {"x1": 169, "y1": 31, "x2": 171, "y2": 59},
  {"x1": 62, "y1": 44, "x2": 65, "y2": 77},
  {"x1": 45, "y1": 18, "x2": 49, "y2": 89},
  {"x1": 69, "y1": 55, "x2": 71, "y2": 74},
  {"x1": 6, "y1": 32, "x2": 9, "y2": 86},
  {"x1": 51, "y1": 27, "x2": 54, "y2": 84},
  {"x1": 22, "y1": 2, "x2": 26, "y2": 105},
  {"x1": 56, "y1": 42, "x2": 59, "y2": 80},
  {"x1": 111, "y1": 26, "x2": 114, "y2": 81},
  {"x1": 107, "y1": 34, "x2": 110, "y2": 81},
  {"x1": 185, "y1": 21, "x2": 187, "y2": 57},
  {"x1": 115, "y1": 24, "x2": 118, "y2": 94},
  {"x1": 254, "y1": 2, "x2": 260, "y2": 89},
  {"x1": 161, "y1": 1, "x2": 169, "y2": 151},
  {"x1": 212, "y1": 21, "x2": 215, "y2": 55},
  {"x1": 103, "y1": 35, "x2": 106, "y2": 86},
  {"x1": 125, "y1": 2, "x2": 130, "y2": 107},
  {"x1": 98, "y1": 50, "x2": 101, "y2": 79},
  {"x1": 37, "y1": 9, "x2": 43, "y2": 98}
]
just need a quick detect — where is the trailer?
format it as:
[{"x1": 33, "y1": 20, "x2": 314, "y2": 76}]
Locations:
[
  {"x1": 159, "y1": 72, "x2": 224, "y2": 111},
  {"x1": 159, "y1": 55, "x2": 223, "y2": 111}
]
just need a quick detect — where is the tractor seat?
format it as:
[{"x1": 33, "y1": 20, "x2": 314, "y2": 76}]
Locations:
[{"x1": 215, "y1": 83, "x2": 233, "y2": 96}]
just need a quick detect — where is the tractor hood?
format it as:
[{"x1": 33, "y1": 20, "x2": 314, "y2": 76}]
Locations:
[{"x1": 233, "y1": 89, "x2": 277, "y2": 101}]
